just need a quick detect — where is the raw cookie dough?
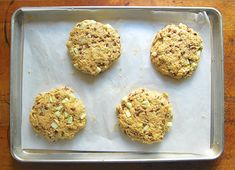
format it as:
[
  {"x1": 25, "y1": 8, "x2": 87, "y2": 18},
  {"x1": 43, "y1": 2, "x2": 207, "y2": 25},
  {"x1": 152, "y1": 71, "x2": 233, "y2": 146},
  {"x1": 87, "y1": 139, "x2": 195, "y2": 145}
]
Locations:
[
  {"x1": 67, "y1": 20, "x2": 121, "y2": 76},
  {"x1": 29, "y1": 86, "x2": 86, "y2": 142},
  {"x1": 151, "y1": 23, "x2": 203, "y2": 79},
  {"x1": 116, "y1": 88, "x2": 173, "y2": 144}
]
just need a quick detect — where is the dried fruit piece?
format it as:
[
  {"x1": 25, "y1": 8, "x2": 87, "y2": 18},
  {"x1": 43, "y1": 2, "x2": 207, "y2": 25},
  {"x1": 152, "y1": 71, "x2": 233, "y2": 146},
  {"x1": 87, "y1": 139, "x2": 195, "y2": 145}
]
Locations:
[
  {"x1": 126, "y1": 102, "x2": 132, "y2": 109},
  {"x1": 56, "y1": 106, "x2": 63, "y2": 111},
  {"x1": 51, "y1": 122, "x2": 58, "y2": 129},
  {"x1": 54, "y1": 111, "x2": 61, "y2": 117},
  {"x1": 67, "y1": 116, "x2": 73, "y2": 124},
  {"x1": 62, "y1": 98, "x2": 69, "y2": 103},
  {"x1": 64, "y1": 112, "x2": 69, "y2": 118}
]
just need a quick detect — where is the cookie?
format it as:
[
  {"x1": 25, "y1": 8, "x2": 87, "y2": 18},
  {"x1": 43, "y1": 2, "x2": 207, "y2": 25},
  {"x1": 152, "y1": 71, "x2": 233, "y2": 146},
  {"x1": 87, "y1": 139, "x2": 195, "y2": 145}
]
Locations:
[
  {"x1": 116, "y1": 88, "x2": 173, "y2": 144},
  {"x1": 29, "y1": 86, "x2": 86, "y2": 142},
  {"x1": 66, "y1": 20, "x2": 121, "y2": 75},
  {"x1": 151, "y1": 23, "x2": 203, "y2": 79}
]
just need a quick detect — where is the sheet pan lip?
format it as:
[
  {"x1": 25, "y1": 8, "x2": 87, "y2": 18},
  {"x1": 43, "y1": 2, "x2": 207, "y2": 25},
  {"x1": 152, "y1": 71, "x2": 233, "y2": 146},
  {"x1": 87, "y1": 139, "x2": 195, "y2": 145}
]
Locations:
[
  {"x1": 10, "y1": 7, "x2": 22, "y2": 162},
  {"x1": 9, "y1": 6, "x2": 224, "y2": 162},
  {"x1": 13, "y1": 6, "x2": 223, "y2": 13},
  {"x1": 6, "y1": 155, "x2": 224, "y2": 163},
  {"x1": 6, "y1": 150, "x2": 224, "y2": 163},
  {"x1": 10, "y1": 149, "x2": 25, "y2": 162},
  {"x1": 207, "y1": 6, "x2": 224, "y2": 160}
]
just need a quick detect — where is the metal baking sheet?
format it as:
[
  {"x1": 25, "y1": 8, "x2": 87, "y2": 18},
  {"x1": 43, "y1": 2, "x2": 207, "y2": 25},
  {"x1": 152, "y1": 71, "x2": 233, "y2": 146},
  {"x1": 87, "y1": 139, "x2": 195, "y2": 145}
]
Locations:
[{"x1": 10, "y1": 6, "x2": 224, "y2": 162}]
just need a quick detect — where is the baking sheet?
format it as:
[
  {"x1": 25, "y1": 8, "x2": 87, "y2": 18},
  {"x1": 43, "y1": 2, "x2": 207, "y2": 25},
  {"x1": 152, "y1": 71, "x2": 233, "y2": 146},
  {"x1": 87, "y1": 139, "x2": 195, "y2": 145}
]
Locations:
[{"x1": 21, "y1": 10, "x2": 211, "y2": 154}]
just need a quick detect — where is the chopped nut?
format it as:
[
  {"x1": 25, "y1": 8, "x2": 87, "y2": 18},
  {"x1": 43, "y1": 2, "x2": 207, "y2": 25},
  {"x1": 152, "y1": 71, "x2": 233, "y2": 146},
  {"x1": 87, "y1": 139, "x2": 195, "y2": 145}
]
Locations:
[
  {"x1": 51, "y1": 122, "x2": 58, "y2": 129},
  {"x1": 73, "y1": 48, "x2": 79, "y2": 55},
  {"x1": 162, "y1": 93, "x2": 168, "y2": 98},
  {"x1": 125, "y1": 110, "x2": 131, "y2": 118},
  {"x1": 167, "y1": 122, "x2": 173, "y2": 127},
  {"x1": 79, "y1": 23, "x2": 87, "y2": 29},
  {"x1": 121, "y1": 96, "x2": 128, "y2": 102},
  {"x1": 179, "y1": 23, "x2": 185, "y2": 28},
  {"x1": 168, "y1": 107, "x2": 172, "y2": 112},
  {"x1": 49, "y1": 96, "x2": 54, "y2": 102},
  {"x1": 152, "y1": 51, "x2": 157, "y2": 57},
  {"x1": 96, "y1": 67, "x2": 102, "y2": 73},
  {"x1": 89, "y1": 20, "x2": 96, "y2": 24},
  {"x1": 191, "y1": 63, "x2": 197, "y2": 68},
  {"x1": 197, "y1": 50, "x2": 201, "y2": 56},
  {"x1": 143, "y1": 125, "x2": 149, "y2": 131},
  {"x1": 142, "y1": 100, "x2": 150, "y2": 106},
  {"x1": 54, "y1": 119, "x2": 59, "y2": 124},
  {"x1": 80, "y1": 113, "x2": 86, "y2": 119},
  {"x1": 104, "y1": 24, "x2": 113, "y2": 30}
]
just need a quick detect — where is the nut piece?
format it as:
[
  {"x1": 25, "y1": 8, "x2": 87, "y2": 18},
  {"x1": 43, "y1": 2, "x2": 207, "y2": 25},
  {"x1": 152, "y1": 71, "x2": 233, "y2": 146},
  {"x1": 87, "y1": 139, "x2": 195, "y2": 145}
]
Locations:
[
  {"x1": 125, "y1": 110, "x2": 131, "y2": 118},
  {"x1": 167, "y1": 122, "x2": 173, "y2": 127},
  {"x1": 96, "y1": 67, "x2": 102, "y2": 73},
  {"x1": 122, "y1": 96, "x2": 128, "y2": 102},
  {"x1": 80, "y1": 113, "x2": 86, "y2": 119},
  {"x1": 152, "y1": 51, "x2": 157, "y2": 57}
]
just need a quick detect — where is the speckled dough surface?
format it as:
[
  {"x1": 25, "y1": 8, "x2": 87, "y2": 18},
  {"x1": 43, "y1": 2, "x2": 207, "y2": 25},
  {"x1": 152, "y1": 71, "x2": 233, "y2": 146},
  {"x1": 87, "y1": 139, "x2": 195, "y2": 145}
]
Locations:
[
  {"x1": 116, "y1": 88, "x2": 173, "y2": 144},
  {"x1": 151, "y1": 23, "x2": 203, "y2": 79},
  {"x1": 67, "y1": 20, "x2": 121, "y2": 75},
  {"x1": 29, "y1": 86, "x2": 86, "y2": 142}
]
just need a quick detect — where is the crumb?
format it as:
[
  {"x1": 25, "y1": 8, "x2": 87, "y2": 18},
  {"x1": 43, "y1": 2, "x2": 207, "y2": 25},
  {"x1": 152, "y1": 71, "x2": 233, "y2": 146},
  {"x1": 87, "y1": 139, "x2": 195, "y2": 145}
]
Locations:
[
  {"x1": 201, "y1": 114, "x2": 207, "y2": 119},
  {"x1": 90, "y1": 114, "x2": 96, "y2": 122}
]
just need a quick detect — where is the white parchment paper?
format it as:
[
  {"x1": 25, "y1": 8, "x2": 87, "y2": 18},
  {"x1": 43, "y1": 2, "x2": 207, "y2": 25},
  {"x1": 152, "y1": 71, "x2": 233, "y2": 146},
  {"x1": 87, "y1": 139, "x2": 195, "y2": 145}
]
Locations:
[{"x1": 21, "y1": 10, "x2": 211, "y2": 154}]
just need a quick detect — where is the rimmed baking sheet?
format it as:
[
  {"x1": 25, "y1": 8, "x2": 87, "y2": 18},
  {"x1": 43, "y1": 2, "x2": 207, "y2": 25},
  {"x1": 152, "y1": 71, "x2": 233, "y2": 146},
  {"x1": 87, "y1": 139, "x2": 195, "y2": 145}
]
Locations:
[{"x1": 11, "y1": 7, "x2": 224, "y2": 162}]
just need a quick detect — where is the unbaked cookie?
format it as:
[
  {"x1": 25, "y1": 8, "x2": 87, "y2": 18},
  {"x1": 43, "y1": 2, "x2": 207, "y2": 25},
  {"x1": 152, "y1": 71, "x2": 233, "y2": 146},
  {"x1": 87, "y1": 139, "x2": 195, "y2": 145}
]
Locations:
[
  {"x1": 66, "y1": 20, "x2": 121, "y2": 76},
  {"x1": 29, "y1": 86, "x2": 86, "y2": 142},
  {"x1": 151, "y1": 23, "x2": 203, "y2": 79},
  {"x1": 116, "y1": 88, "x2": 173, "y2": 144}
]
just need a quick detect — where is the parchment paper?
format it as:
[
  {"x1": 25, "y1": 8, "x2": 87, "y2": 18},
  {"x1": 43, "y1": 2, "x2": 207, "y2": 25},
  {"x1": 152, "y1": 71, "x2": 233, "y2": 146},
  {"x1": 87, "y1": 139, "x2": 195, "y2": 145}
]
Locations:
[{"x1": 21, "y1": 10, "x2": 211, "y2": 154}]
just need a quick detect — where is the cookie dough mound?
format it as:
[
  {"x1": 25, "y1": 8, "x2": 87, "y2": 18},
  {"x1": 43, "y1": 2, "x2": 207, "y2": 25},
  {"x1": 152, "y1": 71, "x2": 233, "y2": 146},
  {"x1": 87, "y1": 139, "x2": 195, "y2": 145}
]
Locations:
[
  {"x1": 116, "y1": 88, "x2": 173, "y2": 144},
  {"x1": 151, "y1": 23, "x2": 203, "y2": 79},
  {"x1": 67, "y1": 20, "x2": 121, "y2": 76},
  {"x1": 29, "y1": 86, "x2": 86, "y2": 142}
]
